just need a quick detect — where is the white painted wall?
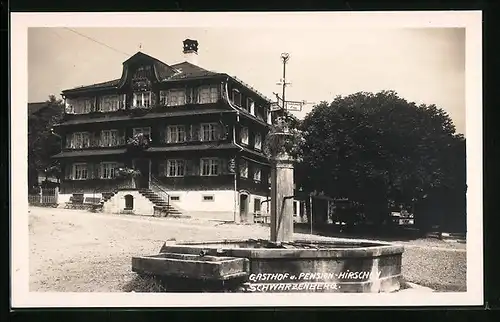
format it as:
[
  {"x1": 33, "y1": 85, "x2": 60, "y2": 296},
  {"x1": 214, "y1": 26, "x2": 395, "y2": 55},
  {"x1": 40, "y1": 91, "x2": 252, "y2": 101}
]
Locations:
[
  {"x1": 168, "y1": 190, "x2": 236, "y2": 221},
  {"x1": 102, "y1": 190, "x2": 154, "y2": 216}
]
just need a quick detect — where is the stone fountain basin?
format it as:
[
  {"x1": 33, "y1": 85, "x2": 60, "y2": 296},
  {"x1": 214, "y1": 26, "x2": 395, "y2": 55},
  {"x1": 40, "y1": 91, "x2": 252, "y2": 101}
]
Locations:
[{"x1": 132, "y1": 239, "x2": 404, "y2": 293}]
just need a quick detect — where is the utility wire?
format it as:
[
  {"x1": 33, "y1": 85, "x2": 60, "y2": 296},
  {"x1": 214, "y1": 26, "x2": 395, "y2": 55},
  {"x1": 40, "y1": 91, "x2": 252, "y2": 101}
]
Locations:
[{"x1": 63, "y1": 27, "x2": 131, "y2": 57}]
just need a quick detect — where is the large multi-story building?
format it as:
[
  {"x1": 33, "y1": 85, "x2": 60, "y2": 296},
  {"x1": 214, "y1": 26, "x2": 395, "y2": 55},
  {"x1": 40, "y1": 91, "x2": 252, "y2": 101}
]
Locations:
[{"x1": 52, "y1": 39, "x2": 273, "y2": 222}]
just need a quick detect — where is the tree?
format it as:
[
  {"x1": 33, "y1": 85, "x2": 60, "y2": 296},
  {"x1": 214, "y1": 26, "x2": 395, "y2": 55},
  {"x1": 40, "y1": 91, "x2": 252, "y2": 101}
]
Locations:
[
  {"x1": 297, "y1": 90, "x2": 466, "y2": 231},
  {"x1": 28, "y1": 95, "x2": 64, "y2": 191}
]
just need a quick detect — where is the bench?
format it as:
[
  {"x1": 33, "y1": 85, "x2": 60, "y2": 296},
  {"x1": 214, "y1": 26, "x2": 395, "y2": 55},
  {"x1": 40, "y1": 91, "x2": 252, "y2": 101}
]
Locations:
[
  {"x1": 65, "y1": 194, "x2": 103, "y2": 211},
  {"x1": 253, "y1": 212, "x2": 271, "y2": 224}
]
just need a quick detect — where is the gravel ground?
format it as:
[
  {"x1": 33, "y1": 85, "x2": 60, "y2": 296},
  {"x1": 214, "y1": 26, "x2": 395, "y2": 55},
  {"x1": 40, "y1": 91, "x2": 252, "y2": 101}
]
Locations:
[{"x1": 28, "y1": 207, "x2": 466, "y2": 292}]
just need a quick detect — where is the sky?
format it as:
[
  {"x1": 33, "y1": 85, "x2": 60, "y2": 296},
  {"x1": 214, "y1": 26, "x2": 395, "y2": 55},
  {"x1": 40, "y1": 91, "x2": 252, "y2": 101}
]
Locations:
[{"x1": 28, "y1": 27, "x2": 466, "y2": 135}]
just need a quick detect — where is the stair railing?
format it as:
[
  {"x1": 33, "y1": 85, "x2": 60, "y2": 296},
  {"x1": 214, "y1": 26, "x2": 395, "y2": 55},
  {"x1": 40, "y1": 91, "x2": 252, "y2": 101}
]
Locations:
[{"x1": 150, "y1": 175, "x2": 170, "y2": 209}]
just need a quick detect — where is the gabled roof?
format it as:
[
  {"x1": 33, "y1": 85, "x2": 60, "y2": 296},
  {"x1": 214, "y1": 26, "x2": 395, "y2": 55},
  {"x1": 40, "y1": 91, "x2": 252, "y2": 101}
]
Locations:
[{"x1": 165, "y1": 61, "x2": 223, "y2": 81}]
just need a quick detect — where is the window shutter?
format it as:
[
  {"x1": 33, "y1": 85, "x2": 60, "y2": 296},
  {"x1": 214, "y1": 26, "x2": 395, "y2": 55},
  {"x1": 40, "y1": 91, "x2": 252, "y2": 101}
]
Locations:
[
  {"x1": 151, "y1": 91, "x2": 157, "y2": 106},
  {"x1": 65, "y1": 134, "x2": 72, "y2": 148},
  {"x1": 158, "y1": 160, "x2": 166, "y2": 177},
  {"x1": 165, "y1": 126, "x2": 171, "y2": 143},
  {"x1": 219, "y1": 158, "x2": 228, "y2": 175},
  {"x1": 64, "y1": 163, "x2": 72, "y2": 179},
  {"x1": 96, "y1": 163, "x2": 102, "y2": 179},
  {"x1": 120, "y1": 129, "x2": 126, "y2": 145},
  {"x1": 194, "y1": 87, "x2": 200, "y2": 104},
  {"x1": 158, "y1": 126, "x2": 165, "y2": 143},
  {"x1": 191, "y1": 124, "x2": 200, "y2": 141},
  {"x1": 121, "y1": 94, "x2": 126, "y2": 109},
  {"x1": 185, "y1": 159, "x2": 193, "y2": 176},
  {"x1": 88, "y1": 163, "x2": 95, "y2": 179},
  {"x1": 193, "y1": 158, "x2": 200, "y2": 176}
]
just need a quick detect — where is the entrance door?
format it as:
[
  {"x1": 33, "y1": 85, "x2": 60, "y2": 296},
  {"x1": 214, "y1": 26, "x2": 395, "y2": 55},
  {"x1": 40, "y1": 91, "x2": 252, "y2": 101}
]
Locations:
[
  {"x1": 133, "y1": 158, "x2": 150, "y2": 189},
  {"x1": 239, "y1": 193, "x2": 249, "y2": 221}
]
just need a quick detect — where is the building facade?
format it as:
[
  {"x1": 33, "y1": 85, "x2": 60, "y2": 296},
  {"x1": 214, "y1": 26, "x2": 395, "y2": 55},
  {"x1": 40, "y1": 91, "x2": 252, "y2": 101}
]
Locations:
[{"x1": 53, "y1": 39, "x2": 273, "y2": 222}]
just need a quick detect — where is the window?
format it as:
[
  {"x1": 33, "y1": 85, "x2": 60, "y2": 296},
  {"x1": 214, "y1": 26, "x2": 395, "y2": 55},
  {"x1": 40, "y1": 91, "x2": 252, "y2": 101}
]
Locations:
[
  {"x1": 170, "y1": 196, "x2": 180, "y2": 201},
  {"x1": 166, "y1": 159, "x2": 185, "y2": 177},
  {"x1": 201, "y1": 123, "x2": 218, "y2": 141},
  {"x1": 169, "y1": 89, "x2": 186, "y2": 106},
  {"x1": 247, "y1": 98, "x2": 255, "y2": 115},
  {"x1": 68, "y1": 98, "x2": 93, "y2": 114},
  {"x1": 167, "y1": 125, "x2": 186, "y2": 143},
  {"x1": 101, "y1": 162, "x2": 117, "y2": 179},
  {"x1": 254, "y1": 133, "x2": 262, "y2": 150},
  {"x1": 132, "y1": 92, "x2": 152, "y2": 108},
  {"x1": 253, "y1": 167, "x2": 262, "y2": 182},
  {"x1": 201, "y1": 158, "x2": 219, "y2": 176},
  {"x1": 73, "y1": 163, "x2": 88, "y2": 180},
  {"x1": 232, "y1": 89, "x2": 242, "y2": 106},
  {"x1": 241, "y1": 127, "x2": 249, "y2": 145},
  {"x1": 73, "y1": 132, "x2": 91, "y2": 148},
  {"x1": 254, "y1": 198, "x2": 261, "y2": 214},
  {"x1": 99, "y1": 95, "x2": 121, "y2": 112},
  {"x1": 133, "y1": 127, "x2": 151, "y2": 138},
  {"x1": 198, "y1": 86, "x2": 219, "y2": 104},
  {"x1": 203, "y1": 195, "x2": 214, "y2": 202},
  {"x1": 159, "y1": 91, "x2": 168, "y2": 105},
  {"x1": 101, "y1": 130, "x2": 119, "y2": 147},
  {"x1": 239, "y1": 160, "x2": 248, "y2": 178}
]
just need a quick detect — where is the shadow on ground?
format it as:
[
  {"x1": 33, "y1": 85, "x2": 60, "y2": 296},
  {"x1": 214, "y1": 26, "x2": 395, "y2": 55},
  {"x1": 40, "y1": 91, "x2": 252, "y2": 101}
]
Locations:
[
  {"x1": 294, "y1": 223, "x2": 428, "y2": 242},
  {"x1": 122, "y1": 274, "x2": 244, "y2": 293}
]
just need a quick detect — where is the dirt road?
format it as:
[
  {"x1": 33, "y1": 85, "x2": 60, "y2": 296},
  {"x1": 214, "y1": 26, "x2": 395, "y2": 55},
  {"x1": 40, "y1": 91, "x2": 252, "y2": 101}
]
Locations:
[{"x1": 28, "y1": 207, "x2": 466, "y2": 292}]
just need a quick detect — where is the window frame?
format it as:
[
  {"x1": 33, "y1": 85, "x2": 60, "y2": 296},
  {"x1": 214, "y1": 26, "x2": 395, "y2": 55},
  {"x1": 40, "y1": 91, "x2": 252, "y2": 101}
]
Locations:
[
  {"x1": 200, "y1": 158, "x2": 220, "y2": 176},
  {"x1": 240, "y1": 127, "x2": 249, "y2": 145},
  {"x1": 101, "y1": 129, "x2": 120, "y2": 147},
  {"x1": 73, "y1": 163, "x2": 88, "y2": 180},
  {"x1": 166, "y1": 159, "x2": 186, "y2": 177},
  {"x1": 200, "y1": 123, "x2": 218, "y2": 142},
  {"x1": 198, "y1": 86, "x2": 219, "y2": 104},
  {"x1": 73, "y1": 131, "x2": 91, "y2": 149},
  {"x1": 167, "y1": 125, "x2": 187, "y2": 143},
  {"x1": 253, "y1": 166, "x2": 262, "y2": 182},
  {"x1": 254, "y1": 132, "x2": 262, "y2": 150},
  {"x1": 132, "y1": 91, "x2": 152, "y2": 108},
  {"x1": 99, "y1": 95, "x2": 121, "y2": 112},
  {"x1": 100, "y1": 162, "x2": 118, "y2": 179},
  {"x1": 239, "y1": 159, "x2": 249, "y2": 178},
  {"x1": 232, "y1": 89, "x2": 242, "y2": 106}
]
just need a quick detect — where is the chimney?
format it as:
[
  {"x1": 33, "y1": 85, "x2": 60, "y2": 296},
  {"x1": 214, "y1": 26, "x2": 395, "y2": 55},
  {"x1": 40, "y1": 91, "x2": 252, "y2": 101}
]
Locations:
[{"x1": 183, "y1": 39, "x2": 199, "y2": 66}]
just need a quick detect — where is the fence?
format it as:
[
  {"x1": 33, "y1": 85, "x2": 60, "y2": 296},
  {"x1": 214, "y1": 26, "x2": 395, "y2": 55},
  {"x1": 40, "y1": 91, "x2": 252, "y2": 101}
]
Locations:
[{"x1": 28, "y1": 187, "x2": 59, "y2": 206}]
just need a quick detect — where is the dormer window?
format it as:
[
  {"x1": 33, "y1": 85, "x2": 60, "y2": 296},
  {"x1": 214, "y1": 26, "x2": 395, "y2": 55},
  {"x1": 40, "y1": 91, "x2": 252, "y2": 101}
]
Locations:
[
  {"x1": 247, "y1": 98, "x2": 255, "y2": 115},
  {"x1": 241, "y1": 127, "x2": 249, "y2": 145},
  {"x1": 232, "y1": 89, "x2": 242, "y2": 106},
  {"x1": 133, "y1": 92, "x2": 152, "y2": 108}
]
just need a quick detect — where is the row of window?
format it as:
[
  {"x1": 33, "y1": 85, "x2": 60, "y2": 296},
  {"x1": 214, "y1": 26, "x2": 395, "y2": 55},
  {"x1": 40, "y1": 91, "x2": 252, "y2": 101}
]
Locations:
[
  {"x1": 66, "y1": 125, "x2": 263, "y2": 150},
  {"x1": 69, "y1": 158, "x2": 264, "y2": 181},
  {"x1": 65, "y1": 86, "x2": 221, "y2": 114},
  {"x1": 65, "y1": 86, "x2": 270, "y2": 123}
]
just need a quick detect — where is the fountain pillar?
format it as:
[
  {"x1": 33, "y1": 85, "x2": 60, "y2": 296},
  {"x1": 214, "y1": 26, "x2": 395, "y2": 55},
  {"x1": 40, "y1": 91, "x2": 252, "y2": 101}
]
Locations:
[{"x1": 270, "y1": 153, "x2": 295, "y2": 242}]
